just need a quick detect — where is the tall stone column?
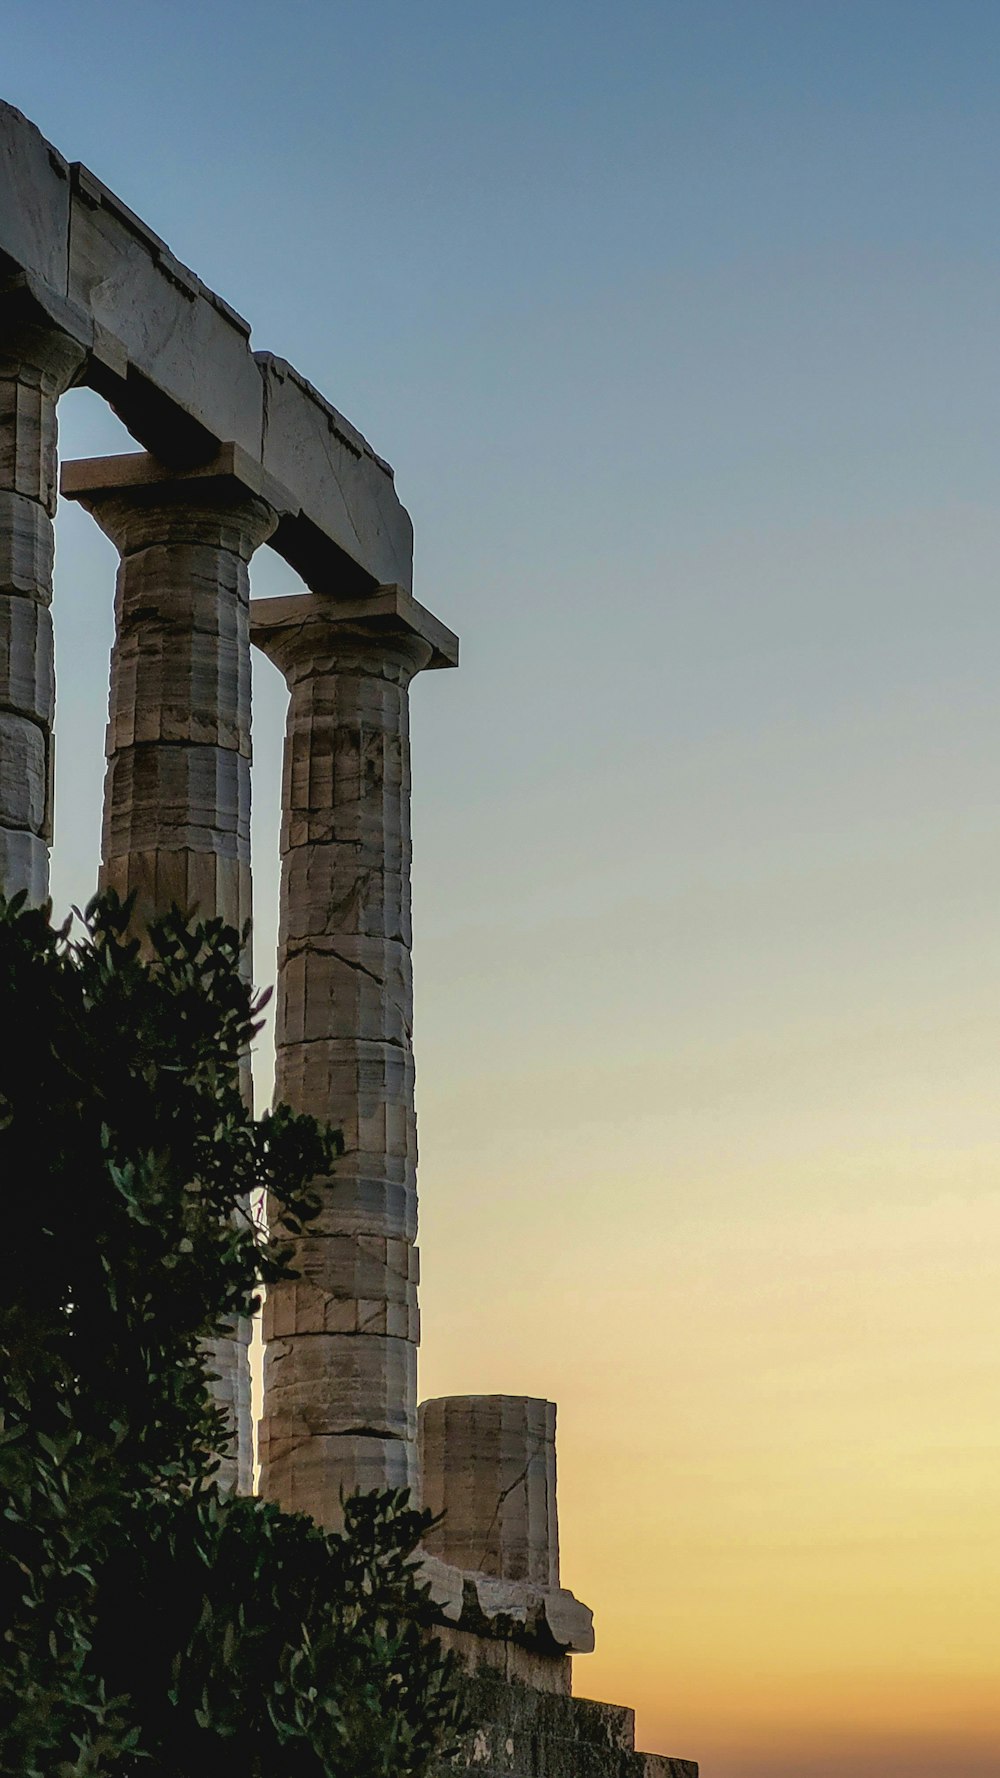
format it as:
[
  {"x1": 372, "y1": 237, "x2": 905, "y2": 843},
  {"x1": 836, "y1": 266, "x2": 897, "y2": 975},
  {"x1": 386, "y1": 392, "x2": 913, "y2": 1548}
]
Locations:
[
  {"x1": 0, "y1": 297, "x2": 85, "y2": 900},
  {"x1": 252, "y1": 587, "x2": 457, "y2": 1527},
  {"x1": 61, "y1": 447, "x2": 282, "y2": 1494}
]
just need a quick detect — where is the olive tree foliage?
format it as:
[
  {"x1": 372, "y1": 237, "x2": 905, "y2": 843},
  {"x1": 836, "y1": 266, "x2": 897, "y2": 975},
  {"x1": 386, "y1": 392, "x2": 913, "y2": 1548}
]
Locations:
[{"x1": 0, "y1": 892, "x2": 464, "y2": 1778}]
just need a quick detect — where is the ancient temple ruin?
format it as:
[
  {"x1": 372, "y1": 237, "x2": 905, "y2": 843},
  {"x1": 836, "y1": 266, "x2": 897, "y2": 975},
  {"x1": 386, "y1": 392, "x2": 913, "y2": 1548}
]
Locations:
[{"x1": 0, "y1": 100, "x2": 696, "y2": 1777}]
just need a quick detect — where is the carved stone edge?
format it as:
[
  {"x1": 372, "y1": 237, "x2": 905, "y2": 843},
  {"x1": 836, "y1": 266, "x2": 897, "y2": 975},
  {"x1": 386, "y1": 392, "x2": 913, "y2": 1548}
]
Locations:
[{"x1": 416, "y1": 1553, "x2": 595, "y2": 1655}]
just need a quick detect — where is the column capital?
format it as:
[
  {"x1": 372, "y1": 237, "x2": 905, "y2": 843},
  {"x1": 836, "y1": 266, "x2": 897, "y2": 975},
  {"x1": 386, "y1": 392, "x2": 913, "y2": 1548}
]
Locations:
[
  {"x1": 250, "y1": 586, "x2": 459, "y2": 683},
  {"x1": 60, "y1": 444, "x2": 292, "y2": 558},
  {"x1": 0, "y1": 275, "x2": 89, "y2": 393}
]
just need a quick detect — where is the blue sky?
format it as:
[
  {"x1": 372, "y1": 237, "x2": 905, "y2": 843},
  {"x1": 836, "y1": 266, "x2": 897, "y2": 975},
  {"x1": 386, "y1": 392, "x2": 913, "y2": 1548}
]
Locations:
[{"x1": 5, "y1": 5, "x2": 1000, "y2": 1772}]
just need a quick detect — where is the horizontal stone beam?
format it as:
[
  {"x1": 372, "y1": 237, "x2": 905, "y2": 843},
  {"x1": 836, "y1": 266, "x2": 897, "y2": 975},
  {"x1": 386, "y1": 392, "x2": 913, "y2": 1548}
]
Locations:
[{"x1": 0, "y1": 99, "x2": 413, "y2": 592}]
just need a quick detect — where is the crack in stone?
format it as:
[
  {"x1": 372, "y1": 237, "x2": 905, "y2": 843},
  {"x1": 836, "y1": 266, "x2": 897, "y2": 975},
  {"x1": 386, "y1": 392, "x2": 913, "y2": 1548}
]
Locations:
[
  {"x1": 475, "y1": 1432, "x2": 548, "y2": 1574},
  {"x1": 280, "y1": 938, "x2": 387, "y2": 988}
]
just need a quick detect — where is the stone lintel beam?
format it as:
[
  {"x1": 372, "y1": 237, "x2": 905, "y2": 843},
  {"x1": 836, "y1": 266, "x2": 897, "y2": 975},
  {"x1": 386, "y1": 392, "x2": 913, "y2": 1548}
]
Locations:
[
  {"x1": 0, "y1": 100, "x2": 415, "y2": 588},
  {"x1": 250, "y1": 586, "x2": 459, "y2": 673}
]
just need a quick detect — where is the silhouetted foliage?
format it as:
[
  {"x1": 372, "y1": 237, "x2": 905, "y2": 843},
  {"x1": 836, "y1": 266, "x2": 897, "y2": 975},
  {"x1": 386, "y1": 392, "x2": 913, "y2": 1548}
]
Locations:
[{"x1": 0, "y1": 892, "x2": 463, "y2": 1777}]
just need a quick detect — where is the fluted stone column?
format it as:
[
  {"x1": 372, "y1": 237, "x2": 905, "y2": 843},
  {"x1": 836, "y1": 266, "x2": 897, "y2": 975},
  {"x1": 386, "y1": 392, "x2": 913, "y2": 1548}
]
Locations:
[
  {"x1": 252, "y1": 587, "x2": 457, "y2": 1527},
  {"x1": 62, "y1": 447, "x2": 282, "y2": 1494},
  {"x1": 419, "y1": 1396, "x2": 560, "y2": 1588},
  {"x1": 0, "y1": 298, "x2": 85, "y2": 900}
]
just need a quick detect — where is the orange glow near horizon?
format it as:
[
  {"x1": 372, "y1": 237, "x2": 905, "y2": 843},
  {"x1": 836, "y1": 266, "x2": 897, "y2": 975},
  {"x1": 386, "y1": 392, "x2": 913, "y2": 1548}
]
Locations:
[{"x1": 414, "y1": 1077, "x2": 1000, "y2": 1774}]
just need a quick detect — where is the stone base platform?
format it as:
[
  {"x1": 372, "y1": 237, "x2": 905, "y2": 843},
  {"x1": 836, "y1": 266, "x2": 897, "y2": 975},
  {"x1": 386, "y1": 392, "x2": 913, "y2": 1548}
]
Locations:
[
  {"x1": 420, "y1": 1556, "x2": 697, "y2": 1776},
  {"x1": 439, "y1": 1674, "x2": 698, "y2": 1778}
]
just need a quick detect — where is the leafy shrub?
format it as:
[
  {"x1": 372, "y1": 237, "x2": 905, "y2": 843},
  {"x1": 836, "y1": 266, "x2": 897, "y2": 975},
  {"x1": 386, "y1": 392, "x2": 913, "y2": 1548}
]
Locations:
[{"x1": 0, "y1": 893, "x2": 463, "y2": 1777}]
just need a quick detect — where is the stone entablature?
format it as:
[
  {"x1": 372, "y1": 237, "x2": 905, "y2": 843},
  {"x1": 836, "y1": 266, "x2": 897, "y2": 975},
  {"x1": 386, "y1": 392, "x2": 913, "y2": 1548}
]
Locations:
[
  {"x1": 0, "y1": 101, "x2": 412, "y2": 594},
  {"x1": 0, "y1": 97, "x2": 697, "y2": 1776}
]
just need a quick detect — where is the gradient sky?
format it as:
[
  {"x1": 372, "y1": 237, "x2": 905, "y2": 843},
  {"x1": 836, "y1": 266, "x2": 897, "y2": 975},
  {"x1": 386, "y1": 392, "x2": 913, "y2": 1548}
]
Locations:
[{"x1": 5, "y1": 3, "x2": 999, "y2": 1772}]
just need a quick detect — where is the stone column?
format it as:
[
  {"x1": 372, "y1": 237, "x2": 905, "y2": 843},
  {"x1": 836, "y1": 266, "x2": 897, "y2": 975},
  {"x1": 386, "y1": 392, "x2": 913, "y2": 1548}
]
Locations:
[
  {"x1": 61, "y1": 446, "x2": 283, "y2": 1494},
  {"x1": 252, "y1": 587, "x2": 457, "y2": 1527},
  {"x1": 419, "y1": 1396, "x2": 560, "y2": 1588},
  {"x1": 0, "y1": 297, "x2": 85, "y2": 900}
]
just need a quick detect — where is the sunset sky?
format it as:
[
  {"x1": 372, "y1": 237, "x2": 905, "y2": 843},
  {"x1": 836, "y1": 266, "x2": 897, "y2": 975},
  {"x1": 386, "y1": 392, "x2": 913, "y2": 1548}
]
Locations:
[{"x1": 6, "y1": 2, "x2": 999, "y2": 1772}]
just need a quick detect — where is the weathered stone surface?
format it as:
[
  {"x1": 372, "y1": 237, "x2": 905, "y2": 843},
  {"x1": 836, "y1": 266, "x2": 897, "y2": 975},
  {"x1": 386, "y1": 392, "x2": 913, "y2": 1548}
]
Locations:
[
  {"x1": 99, "y1": 846, "x2": 251, "y2": 939},
  {"x1": 264, "y1": 1331, "x2": 416, "y2": 1440},
  {"x1": 433, "y1": 1676, "x2": 698, "y2": 1778},
  {"x1": 0, "y1": 102, "x2": 71, "y2": 294},
  {"x1": 435, "y1": 1625, "x2": 572, "y2": 1696},
  {"x1": 420, "y1": 1559, "x2": 594, "y2": 1660},
  {"x1": 275, "y1": 1039, "x2": 417, "y2": 1169},
  {"x1": 69, "y1": 165, "x2": 263, "y2": 462},
  {"x1": 0, "y1": 301, "x2": 87, "y2": 512},
  {"x1": 270, "y1": 1173, "x2": 418, "y2": 1243},
  {"x1": 275, "y1": 937, "x2": 412, "y2": 1045},
  {"x1": 0, "y1": 824, "x2": 46, "y2": 901},
  {"x1": 253, "y1": 590, "x2": 455, "y2": 1517},
  {"x1": 62, "y1": 452, "x2": 275, "y2": 950},
  {"x1": 0, "y1": 307, "x2": 85, "y2": 902},
  {"x1": 262, "y1": 1234, "x2": 419, "y2": 1341},
  {"x1": 256, "y1": 356, "x2": 414, "y2": 592},
  {"x1": 0, "y1": 491, "x2": 54, "y2": 594},
  {"x1": 0, "y1": 708, "x2": 46, "y2": 830},
  {"x1": 259, "y1": 1429, "x2": 417, "y2": 1526},
  {"x1": 421, "y1": 1396, "x2": 561, "y2": 1591},
  {"x1": 0, "y1": 593, "x2": 53, "y2": 724},
  {"x1": 0, "y1": 102, "x2": 416, "y2": 591}
]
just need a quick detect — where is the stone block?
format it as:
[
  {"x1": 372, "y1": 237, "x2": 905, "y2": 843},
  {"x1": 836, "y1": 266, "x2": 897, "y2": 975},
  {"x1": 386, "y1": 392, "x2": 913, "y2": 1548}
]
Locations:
[
  {"x1": 0, "y1": 593, "x2": 53, "y2": 722},
  {"x1": 106, "y1": 565, "x2": 249, "y2": 754},
  {"x1": 0, "y1": 710, "x2": 46, "y2": 831},
  {"x1": 432, "y1": 1624, "x2": 572, "y2": 1695},
  {"x1": 433, "y1": 1677, "x2": 698, "y2": 1778},
  {"x1": 102, "y1": 746, "x2": 249, "y2": 855},
  {"x1": 264, "y1": 1331, "x2": 416, "y2": 1440},
  {"x1": 68, "y1": 166, "x2": 263, "y2": 461},
  {"x1": 0, "y1": 362, "x2": 54, "y2": 508},
  {"x1": 273, "y1": 1037, "x2": 416, "y2": 1163},
  {"x1": 259, "y1": 1429, "x2": 416, "y2": 1527},
  {"x1": 263, "y1": 1233, "x2": 419, "y2": 1340},
  {"x1": 0, "y1": 102, "x2": 71, "y2": 295},
  {"x1": 256, "y1": 354, "x2": 413, "y2": 592},
  {"x1": 275, "y1": 941, "x2": 411, "y2": 1049},
  {"x1": 0, "y1": 823, "x2": 47, "y2": 901},
  {"x1": 278, "y1": 844, "x2": 411, "y2": 945},
  {"x1": 0, "y1": 492, "x2": 53, "y2": 595},
  {"x1": 268, "y1": 1172, "x2": 418, "y2": 1242},
  {"x1": 100, "y1": 846, "x2": 249, "y2": 936}
]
